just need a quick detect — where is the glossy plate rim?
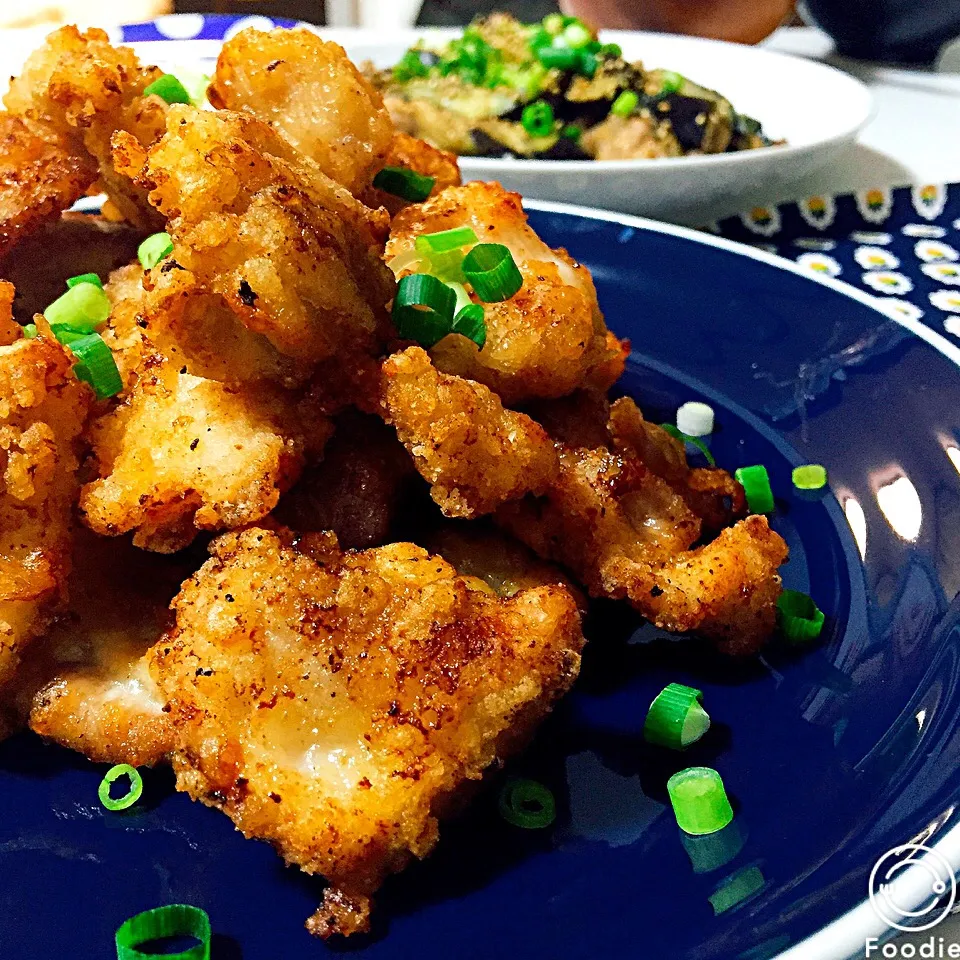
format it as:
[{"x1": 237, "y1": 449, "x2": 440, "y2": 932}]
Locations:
[{"x1": 524, "y1": 197, "x2": 960, "y2": 960}]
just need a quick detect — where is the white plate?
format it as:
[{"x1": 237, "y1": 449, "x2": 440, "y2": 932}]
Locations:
[{"x1": 321, "y1": 27, "x2": 873, "y2": 226}]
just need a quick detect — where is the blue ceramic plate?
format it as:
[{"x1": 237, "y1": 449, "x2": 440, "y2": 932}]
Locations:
[{"x1": 4, "y1": 195, "x2": 960, "y2": 960}]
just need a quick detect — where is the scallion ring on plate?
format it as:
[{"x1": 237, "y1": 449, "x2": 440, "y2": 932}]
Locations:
[
  {"x1": 644, "y1": 683, "x2": 711, "y2": 750},
  {"x1": 792, "y1": 464, "x2": 828, "y2": 490},
  {"x1": 498, "y1": 778, "x2": 556, "y2": 829},
  {"x1": 138, "y1": 232, "x2": 174, "y2": 271},
  {"x1": 143, "y1": 73, "x2": 193, "y2": 105},
  {"x1": 776, "y1": 590, "x2": 825, "y2": 644},
  {"x1": 115, "y1": 904, "x2": 211, "y2": 960},
  {"x1": 98, "y1": 763, "x2": 143, "y2": 812},
  {"x1": 667, "y1": 767, "x2": 734, "y2": 836},
  {"x1": 66, "y1": 272, "x2": 103, "y2": 289},
  {"x1": 462, "y1": 243, "x2": 523, "y2": 302},
  {"x1": 734, "y1": 464, "x2": 775, "y2": 514},
  {"x1": 452, "y1": 303, "x2": 487, "y2": 349},
  {"x1": 415, "y1": 227, "x2": 479, "y2": 255},
  {"x1": 44, "y1": 283, "x2": 111, "y2": 334}
]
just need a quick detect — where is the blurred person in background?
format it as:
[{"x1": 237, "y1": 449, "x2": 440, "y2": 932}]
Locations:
[{"x1": 419, "y1": 0, "x2": 960, "y2": 64}]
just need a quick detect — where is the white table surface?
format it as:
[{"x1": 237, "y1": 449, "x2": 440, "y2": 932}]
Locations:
[{"x1": 763, "y1": 27, "x2": 960, "y2": 204}]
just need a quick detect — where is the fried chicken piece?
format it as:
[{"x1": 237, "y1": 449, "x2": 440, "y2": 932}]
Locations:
[
  {"x1": 4, "y1": 25, "x2": 167, "y2": 229},
  {"x1": 79, "y1": 360, "x2": 331, "y2": 552},
  {"x1": 607, "y1": 396, "x2": 746, "y2": 532},
  {"x1": 0, "y1": 213, "x2": 145, "y2": 325},
  {"x1": 115, "y1": 106, "x2": 395, "y2": 364},
  {"x1": 380, "y1": 346, "x2": 558, "y2": 518},
  {"x1": 359, "y1": 132, "x2": 462, "y2": 216},
  {"x1": 103, "y1": 263, "x2": 310, "y2": 391},
  {"x1": 0, "y1": 332, "x2": 89, "y2": 691},
  {"x1": 22, "y1": 527, "x2": 187, "y2": 765},
  {"x1": 497, "y1": 444, "x2": 787, "y2": 653},
  {"x1": 0, "y1": 114, "x2": 96, "y2": 261},
  {"x1": 275, "y1": 411, "x2": 419, "y2": 549},
  {"x1": 208, "y1": 27, "x2": 394, "y2": 194},
  {"x1": 386, "y1": 182, "x2": 627, "y2": 404},
  {"x1": 152, "y1": 527, "x2": 584, "y2": 936}
]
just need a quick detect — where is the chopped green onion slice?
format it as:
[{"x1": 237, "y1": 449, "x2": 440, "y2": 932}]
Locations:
[
  {"x1": 415, "y1": 227, "x2": 478, "y2": 255},
  {"x1": 22, "y1": 323, "x2": 37, "y2": 339},
  {"x1": 536, "y1": 45, "x2": 580, "y2": 71},
  {"x1": 426, "y1": 248, "x2": 468, "y2": 284},
  {"x1": 115, "y1": 904, "x2": 211, "y2": 960},
  {"x1": 601, "y1": 42, "x2": 623, "y2": 58},
  {"x1": 143, "y1": 73, "x2": 193, "y2": 105},
  {"x1": 676, "y1": 401, "x2": 714, "y2": 437},
  {"x1": 734, "y1": 464, "x2": 775, "y2": 513},
  {"x1": 667, "y1": 767, "x2": 734, "y2": 836},
  {"x1": 446, "y1": 281, "x2": 472, "y2": 315},
  {"x1": 521, "y1": 99, "x2": 555, "y2": 137},
  {"x1": 709, "y1": 865, "x2": 766, "y2": 915},
  {"x1": 498, "y1": 778, "x2": 556, "y2": 829},
  {"x1": 611, "y1": 90, "x2": 639, "y2": 118},
  {"x1": 372, "y1": 166, "x2": 435, "y2": 203},
  {"x1": 393, "y1": 273, "x2": 456, "y2": 347},
  {"x1": 452, "y1": 303, "x2": 486, "y2": 349},
  {"x1": 138, "y1": 232, "x2": 174, "y2": 271},
  {"x1": 659, "y1": 423, "x2": 716, "y2": 466},
  {"x1": 68, "y1": 333, "x2": 123, "y2": 400},
  {"x1": 776, "y1": 590, "x2": 825, "y2": 644},
  {"x1": 66, "y1": 272, "x2": 102, "y2": 289},
  {"x1": 644, "y1": 683, "x2": 711, "y2": 750},
  {"x1": 98, "y1": 764, "x2": 143, "y2": 812},
  {"x1": 562, "y1": 22, "x2": 593, "y2": 49},
  {"x1": 792, "y1": 464, "x2": 827, "y2": 490},
  {"x1": 44, "y1": 283, "x2": 111, "y2": 334},
  {"x1": 54, "y1": 325, "x2": 92, "y2": 345},
  {"x1": 660, "y1": 70, "x2": 685, "y2": 94},
  {"x1": 577, "y1": 50, "x2": 599, "y2": 78},
  {"x1": 462, "y1": 243, "x2": 523, "y2": 302},
  {"x1": 561, "y1": 124, "x2": 583, "y2": 141}
]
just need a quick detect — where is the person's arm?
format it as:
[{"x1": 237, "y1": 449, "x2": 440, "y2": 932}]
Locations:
[{"x1": 560, "y1": 0, "x2": 794, "y2": 46}]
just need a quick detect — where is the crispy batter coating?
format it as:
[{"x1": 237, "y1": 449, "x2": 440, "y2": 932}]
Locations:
[
  {"x1": 0, "y1": 280, "x2": 19, "y2": 346},
  {"x1": 497, "y1": 442, "x2": 787, "y2": 652},
  {"x1": 4, "y1": 26, "x2": 167, "y2": 228},
  {"x1": 276, "y1": 411, "x2": 419, "y2": 549},
  {"x1": 103, "y1": 263, "x2": 310, "y2": 390},
  {"x1": 0, "y1": 114, "x2": 96, "y2": 260},
  {"x1": 116, "y1": 106, "x2": 395, "y2": 364},
  {"x1": 607, "y1": 396, "x2": 746, "y2": 532},
  {"x1": 152, "y1": 527, "x2": 584, "y2": 936},
  {"x1": 79, "y1": 361, "x2": 331, "y2": 552},
  {"x1": 381, "y1": 346, "x2": 559, "y2": 518},
  {"x1": 0, "y1": 333, "x2": 89, "y2": 690},
  {"x1": 23, "y1": 527, "x2": 187, "y2": 765},
  {"x1": 209, "y1": 27, "x2": 394, "y2": 193},
  {"x1": 359, "y1": 132, "x2": 462, "y2": 216},
  {"x1": 386, "y1": 182, "x2": 627, "y2": 403}
]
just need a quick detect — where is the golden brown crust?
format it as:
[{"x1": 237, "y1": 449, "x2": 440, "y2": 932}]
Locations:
[
  {"x1": 121, "y1": 106, "x2": 395, "y2": 365},
  {"x1": 209, "y1": 27, "x2": 394, "y2": 193},
  {"x1": 0, "y1": 113, "x2": 96, "y2": 261},
  {"x1": 152, "y1": 527, "x2": 583, "y2": 936},
  {"x1": 386, "y1": 182, "x2": 627, "y2": 404},
  {"x1": 3, "y1": 25, "x2": 167, "y2": 230},
  {"x1": 381, "y1": 346, "x2": 559, "y2": 518},
  {"x1": 79, "y1": 360, "x2": 331, "y2": 552},
  {"x1": 0, "y1": 333, "x2": 90, "y2": 690}
]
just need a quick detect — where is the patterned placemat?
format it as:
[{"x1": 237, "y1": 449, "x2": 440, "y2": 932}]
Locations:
[{"x1": 713, "y1": 183, "x2": 960, "y2": 339}]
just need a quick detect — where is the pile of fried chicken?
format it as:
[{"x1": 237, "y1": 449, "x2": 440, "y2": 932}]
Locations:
[{"x1": 0, "y1": 25, "x2": 788, "y2": 938}]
